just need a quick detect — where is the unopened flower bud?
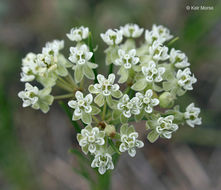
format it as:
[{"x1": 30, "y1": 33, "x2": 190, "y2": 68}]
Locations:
[
  {"x1": 104, "y1": 124, "x2": 116, "y2": 138},
  {"x1": 159, "y1": 92, "x2": 174, "y2": 108}
]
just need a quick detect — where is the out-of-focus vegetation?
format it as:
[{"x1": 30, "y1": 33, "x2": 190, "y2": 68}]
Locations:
[{"x1": 0, "y1": 0, "x2": 221, "y2": 189}]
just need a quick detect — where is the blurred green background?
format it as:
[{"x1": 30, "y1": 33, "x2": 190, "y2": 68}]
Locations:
[{"x1": 0, "y1": 0, "x2": 221, "y2": 189}]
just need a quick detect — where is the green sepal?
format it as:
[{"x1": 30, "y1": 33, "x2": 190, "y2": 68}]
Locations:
[
  {"x1": 87, "y1": 62, "x2": 98, "y2": 69},
  {"x1": 162, "y1": 81, "x2": 175, "y2": 91},
  {"x1": 131, "y1": 78, "x2": 147, "y2": 91},
  {"x1": 106, "y1": 95, "x2": 114, "y2": 109},
  {"x1": 134, "y1": 109, "x2": 144, "y2": 122},
  {"x1": 74, "y1": 65, "x2": 83, "y2": 83},
  {"x1": 152, "y1": 83, "x2": 163, "y2": 92},
  {"x1": 83, "y1": 65, "x2": 95, "y2": 80},
  {"x1": 72, "y1": 113, "x2": 81, "y2": 121},
  {"x1": 81, "y1": 112, "x2": 92, "y2": 124},
  {"x1": 112, "y1": 90, "x2": 123, "y2": 99},
  {"x1": 57, "y1": 64, "x2": 68, "y2": 77},
  {"x1": 127, "y1": 125, "x2": 135, "y2": 135},
  {"x1": 88, "y1": 85, "x2": 97, "y2": 94},
  {"x1": 147, "y1": 130, "x2": 159, "y2": 143},
  {"x1": 176, "y1": 88, "x2": 186, "y2": 96},
  {"x1": 112, "y1": 109, "x2": 121, "y2": 120},
  {"x1": 120, "y1": 114, "x2": 128, "y2": 124},
  {"x1": 117, "y1": 67, "x2": 128, "y2": 84},
  {"x1": 91, "y1": 105, "x2": 101, "y2": 115},
  {"x1": 120, "y1": 123, "x2": 128, "y2": 134},
  {"x1": 94, "y1": 93, "x2": 105, "y2": 107}
]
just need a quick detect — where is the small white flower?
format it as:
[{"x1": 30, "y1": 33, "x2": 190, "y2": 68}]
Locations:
[
  {"x1": 66, "y1": 26, "x2": 89, "y2": 42},
  {"x1": 117, "y1": 94, "x2": 141, "y2": 118},
  {"x1": 18, "y1": 83, "x2": 39, "y2": 107},
  {"x1": 69, "y1": 44, "x2": 93, "y2": 66},
  {"x1": 37, "y1": 40, "x2": 65, "y2": 75},
  {"x1": 156, "y1": 115, "x2": 178, "y2": 139},
  {"x1": 18, "y1": 83, "x2": 53, "y2": 113},
  {"x1": 68, "y1": 44, "x2": 97, "y2": 83},
  {"x1": 91, "y1": 150, "x2": 114, "y2": 175},
  {"x1": 20, "y1": 53, "x2": 38, "y2": 82},
  {"x1": 170, "y1": 48, "x2": 190, "y2": 68},
  {"x1": 36, "y1": 53, "x2": 57, "y2": 75},
  {"x1": 43, "y1": 40, "x2": 64, "y2": 57},
  {"x1": 115, "y1": 49, "x2": 139, "y2": 69},
  {"x1": 100, "y1": 29, "x2": 123, "y2": 46},
  {"x1": 77, "y1": 125, "x2": 105, "y2": 154},
  {"x1": 120, "y1": 23, "x2": 144, "y2": 38},
  {"x1": 136, "y1": 89, "x2": 159, "y2": 113},
  {"x1": 89, "y1": 74, "x2": 122, "y2": 107},
  {"x1": 149, "y1": 41, "x2": 169, "y2": 61},
  {"x1": 176, "y1": 68, "x2": 197, "y2": 90},
  {"x1": 21, "y1": 40, "x2": 70, "y2": 86},
  {"x1": 184, "y1": 103, "x2": 202, "y2": 128},
  {"x1": 68, "y1": 91, "x2": 94, "y2": 124},
  {"x1": 142, "y1": 61, "x2": 165, "y2": 83},
  {"x1": 145, "y1": 24, "x2": 173, "y2": 44},
  {"x1": 119, "y1": 124, "x2": 144, "y2": 157},
  {"x1": 90, "y1": 74, "x2": 120, "y2": 96}
]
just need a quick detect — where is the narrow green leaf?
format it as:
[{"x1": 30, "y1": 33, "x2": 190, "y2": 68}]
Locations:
[
  {"x1": 108, "y1": 138, "x2": 121, "y2": 155},
  {"x1": 88, "y1": 32, "x2": 98, "y2": 83},
  {"x1": 59, "y1": 101, "x2": 81, "y2": 133},
  {"x1": 108, "y1": 63, "x2": 113, "y2": 75},
  {"x1": 69, "y1": 148, "x2": 89, "y2": 163}
]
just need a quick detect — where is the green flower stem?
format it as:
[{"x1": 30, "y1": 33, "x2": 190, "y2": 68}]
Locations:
[
  {"x1": 66, "y1": 72, "x2": 77, "y2": 88},
  {"x1": 54, "y1": 93, "x2": 75, "y2": 100},
  {"x1": 129, "y1": 88, "x2": 135, "y2": 98},
  {"x1": 105, "y1": 112, "x2": 112, "y2": 123},
  {"x1": 59, "y1": 101, "x2": 82, "y2": 133},
  {"x1": 92, "y1": 171, "x2": 111, "y2": 190},
  {"x1": 58, "y1": 76, "x2": 75, "y2": 89},
  {"x1": 167, "y1": 37, "x2": 179, "y2": 46},
  {"x1": 88, "y1": 32, "x2": 98, "y2": 83},
  {"x1": 112, "y1": 133, "x2": 121, "y2": 140},
  {"x1": 108, "y1": 138, "x2": 121, "y2": 155},
  {"x1": 80, "y1": 78, "x2": 84, "y2": 89},
  {"x1": 102, "y1": 101, "x2": 107, "y2": 121},
  {"x1": 108, "y1": 63, "x2": 113, "y2": 74},
  {"x1": 92, "y1": 115, "x2": 100, "y2": 123},
  {"x1": 56, "y1": 81, "x2": 74, "y2": 92},
  {"x1": 123, "y1": 86, "x2": 131, "y2": 94}
]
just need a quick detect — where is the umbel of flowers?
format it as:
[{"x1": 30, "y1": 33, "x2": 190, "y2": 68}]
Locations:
[{"x1": 18, "y1": 24, "x2": 202, "y2": 175}]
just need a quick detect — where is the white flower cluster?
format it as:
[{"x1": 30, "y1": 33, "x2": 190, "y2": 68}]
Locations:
[
  {"x1": 18, "y1": 24, "x2": 201, "y2": 175},
  {"x1": 119, "y1": 124, "x2": 144, "y2": 157},
  {"x1": 18, "y1": 83, "x2": 53, "y2": 113},
  {"x1": 66, "y1": 26, "x2": 89, "y2": 42},
  {"x1": 89, "y1": 74, "x2": 122, "y2": 107},
  {"x1": 101, "y1": 29, "x2": 123, "y2": 46},
  {"x1": 67, "y1": 27, "x2": 98, "y2": 83},
  {"x1": 117, "y1": 94, "x2": 141, "y2": 119},
  {"x1": 120, "y1": 23, "x2": 144, "y2": 38},
  {"x1": 68, "y1": 91, "x2": 100, "y2": 124},
  {"x1": 18, "y1": 40, "x2": 71, "y2": 112},
  {"x1": 20, "y1": 40, "x2": 70, "y2": 87},
  {"x1": 145, "y1": 24, "x2": 173, "y2": 44},
  {"x1": 155, "y1": 115, "x2": 179, "y2": 139}
]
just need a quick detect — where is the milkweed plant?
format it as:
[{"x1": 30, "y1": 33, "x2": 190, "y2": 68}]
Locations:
[{"x1": 18, "y1": 24, "x2": 202, "y2": 176}]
